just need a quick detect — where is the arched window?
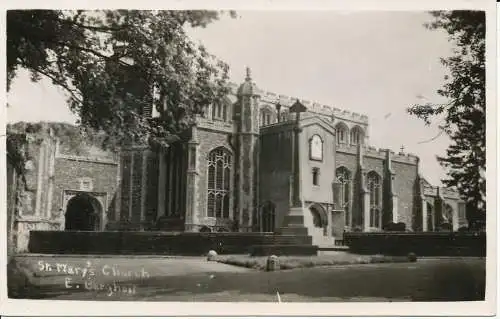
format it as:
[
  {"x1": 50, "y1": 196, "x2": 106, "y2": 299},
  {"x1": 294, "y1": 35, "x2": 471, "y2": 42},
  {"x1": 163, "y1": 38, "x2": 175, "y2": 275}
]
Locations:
[
  {"x1": 223, "y1": 104, "x2": 228, "y2": 121},
  {"x1": 211, "y1": 102, "x2": 229, "y2": 121},
  {"x1": 309, "y1": 134, "x2": 323, "y2": 161},
  {"x1": 350, "y1": 126, "x2": 364, "y2": 145},
  {"x1": 312, "y1": 167, "x2": 320, "y2": 186},
  {"x1": 336, "y1": 167, "x2": 352, "y2": 226},
  {"x1": 280, "y1": 110, "x2": 289, "y2": 122},
  {"x1": 260, "y1": 108, "x2": 275, "y2": 126},
  {"x1": 207, "y1": 148, "x2": 232, "y2": 218},
  {"x1": 335, "y1": 122, "x2": 349, "y2": 145},
  {"x1": 367, "y1": 171, "x2": 382, "y2": 228}
]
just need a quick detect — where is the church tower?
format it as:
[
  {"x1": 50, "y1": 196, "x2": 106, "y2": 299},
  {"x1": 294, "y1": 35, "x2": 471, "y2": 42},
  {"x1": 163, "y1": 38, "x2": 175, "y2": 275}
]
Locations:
[{"x1": 234, "y1": 68, "x2": 260, "y2": 231}]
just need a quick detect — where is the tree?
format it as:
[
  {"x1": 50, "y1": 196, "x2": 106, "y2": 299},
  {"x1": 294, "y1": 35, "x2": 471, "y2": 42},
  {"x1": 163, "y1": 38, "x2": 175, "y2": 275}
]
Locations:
[
  {"x1": 407, "y1": 11, "x2": 485, "y2": 229},
  {"x1": 7, "y1": 10, "x2": 235, "y2": 149}
]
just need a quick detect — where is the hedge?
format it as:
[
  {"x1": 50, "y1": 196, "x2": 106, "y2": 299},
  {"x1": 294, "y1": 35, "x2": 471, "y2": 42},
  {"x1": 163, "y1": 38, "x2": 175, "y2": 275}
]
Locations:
[
  {"x1": 344, "y1": 231, "x2": 486, "y2": 257},
  {"x1": 28, "y1": 231, "x2": 313, "y2": 256}
]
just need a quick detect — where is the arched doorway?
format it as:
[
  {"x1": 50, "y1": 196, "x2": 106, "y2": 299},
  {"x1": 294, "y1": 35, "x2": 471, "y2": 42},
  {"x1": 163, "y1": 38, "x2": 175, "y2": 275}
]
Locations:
[
  {"x1": 65, "y1": 193, "x2": 102, "y2": 231},
  {"x1": 261, "y1": 201, "x2": 276, "y2": 232},
  {"x1": 310, "y1": 206, "x2": 324, "y2": 228},
  {"x1": 309, "y1": 204, "x2": 328, "y2": 235}
]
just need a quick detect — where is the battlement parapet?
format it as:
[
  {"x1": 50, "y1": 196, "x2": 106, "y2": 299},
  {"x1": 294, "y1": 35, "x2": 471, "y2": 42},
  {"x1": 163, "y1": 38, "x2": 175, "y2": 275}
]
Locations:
[
  {"x1": 259, "y1": 89, "x2": 369, "y2": 124},
  {"x1": 227, "y1": 81, "x2": 370, "y2": 124},
  {"x1": 364, "y1": 146, "x2": 385, "y2": 159},
  {"x1": 361, "y1": 146, "x2": 419, "y2": 164},
  {"x1": 392, "y1": 151, "x2": 419, "y2": 165}
]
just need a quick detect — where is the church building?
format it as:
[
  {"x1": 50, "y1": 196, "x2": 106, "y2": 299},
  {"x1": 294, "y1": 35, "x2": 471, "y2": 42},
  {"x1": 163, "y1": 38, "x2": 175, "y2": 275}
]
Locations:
[
  {"x1": 7, "y1": 70, "x2": 467, "y2": 252},
  {"x1": 108, "y1": 69, "x2": 467, "y2": 246}
]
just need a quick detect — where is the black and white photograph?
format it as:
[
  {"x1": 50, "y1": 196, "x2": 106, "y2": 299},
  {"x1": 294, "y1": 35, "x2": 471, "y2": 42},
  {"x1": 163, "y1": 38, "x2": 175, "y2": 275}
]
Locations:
[{"x1": 1, "y1": 0, "x2": 495, "y2": 316}]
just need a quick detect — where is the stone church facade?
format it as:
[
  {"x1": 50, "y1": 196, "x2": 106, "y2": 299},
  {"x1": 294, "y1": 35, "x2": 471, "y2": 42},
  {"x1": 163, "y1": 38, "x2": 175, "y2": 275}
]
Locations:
[{"x1": 7, "y1": 71, "x2": 467, "y2": 252}]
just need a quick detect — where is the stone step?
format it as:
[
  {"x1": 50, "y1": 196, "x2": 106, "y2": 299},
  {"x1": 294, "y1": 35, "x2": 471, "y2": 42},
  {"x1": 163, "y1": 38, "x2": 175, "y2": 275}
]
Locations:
[
  {"x1": 276, "y1": 226, "x2": 310, "y2": 236},
  {"x1": 281, "y1": 215, "x2": 305, "y2": 226}
]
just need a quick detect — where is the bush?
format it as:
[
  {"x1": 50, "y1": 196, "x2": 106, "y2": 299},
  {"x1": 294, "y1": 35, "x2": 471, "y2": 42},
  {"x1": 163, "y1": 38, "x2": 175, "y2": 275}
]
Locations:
[{"x1": 344, "y1": 231, "x2": 486, "y2": 257}]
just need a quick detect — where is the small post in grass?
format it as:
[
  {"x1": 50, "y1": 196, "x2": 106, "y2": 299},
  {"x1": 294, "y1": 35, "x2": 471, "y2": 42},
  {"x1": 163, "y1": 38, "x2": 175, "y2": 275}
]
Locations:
[{"x1": 266, "y1": 255, "x2": 280, "y2": 271}]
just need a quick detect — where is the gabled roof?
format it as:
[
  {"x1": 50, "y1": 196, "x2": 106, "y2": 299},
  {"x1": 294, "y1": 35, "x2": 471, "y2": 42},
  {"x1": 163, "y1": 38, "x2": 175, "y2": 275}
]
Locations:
[{"x1": 299, "y1": 115, "x2": 336, "y2": 136}]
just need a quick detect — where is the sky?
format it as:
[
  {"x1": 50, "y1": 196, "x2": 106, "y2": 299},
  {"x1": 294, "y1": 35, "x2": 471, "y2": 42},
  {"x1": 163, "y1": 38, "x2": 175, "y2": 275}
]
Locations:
[{"x1": 6, "y1": 10, "x2": 455, "y2": 185}]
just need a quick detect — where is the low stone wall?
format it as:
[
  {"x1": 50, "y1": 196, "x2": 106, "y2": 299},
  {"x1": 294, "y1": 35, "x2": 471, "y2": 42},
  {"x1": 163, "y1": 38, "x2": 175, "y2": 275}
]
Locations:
[
  {"x1": 344, "y1": 231, "x2": 486, "y2": 256},
  {"x1": 28, "y1": 231, "x2": 313, "y2": 255}
]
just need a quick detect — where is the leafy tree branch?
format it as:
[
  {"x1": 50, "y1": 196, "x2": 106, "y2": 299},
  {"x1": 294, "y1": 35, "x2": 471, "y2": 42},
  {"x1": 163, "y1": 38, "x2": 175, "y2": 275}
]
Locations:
[{"x1": 407, "y1": 10, "x2": 486, "y2": 229}]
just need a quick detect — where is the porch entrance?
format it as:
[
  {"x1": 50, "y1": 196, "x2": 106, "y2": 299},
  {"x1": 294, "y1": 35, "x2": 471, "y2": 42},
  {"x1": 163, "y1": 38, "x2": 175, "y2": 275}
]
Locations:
[{"x1": 64, "y1": 193, "x2": 102, "y2": 231}]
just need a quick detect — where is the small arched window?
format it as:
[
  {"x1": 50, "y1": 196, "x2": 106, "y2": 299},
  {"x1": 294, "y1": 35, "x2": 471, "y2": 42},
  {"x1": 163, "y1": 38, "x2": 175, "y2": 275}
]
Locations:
[
  {"x1": 207, "y1": 147, "x2": 232, "y2": 218},
  {"x1": 335, "y1": 122, "x2": 349, "y2": 145},
  {"x1": 312, "y1": 167, "x2": 320, "y2": 186},
  {"x1": 211, "y1": 102, "x2": 229, "y2": 121},
  {"x1": 309, "y1": 134, "x2": 323, "y2": 161},
  {"x1": 280, "y1": 110, "x2": 289, "y2": 122},
  {"x1": 367, "y1": 171, "x2": 382, "y2": 228},
  {"x1": 260, "y1": 108, "x2": 275, "y2": 126},
  {"x1": 350, "y1": 126, "x2": 364, "y2": 145}
]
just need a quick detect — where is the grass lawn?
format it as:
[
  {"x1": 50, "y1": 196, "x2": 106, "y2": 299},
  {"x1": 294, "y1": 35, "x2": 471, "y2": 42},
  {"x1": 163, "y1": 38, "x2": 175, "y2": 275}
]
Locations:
[
  {"x1": 7, "y1": 255, "x2": 485, "y2": 302},
  {"x1": 212, "y1": 252, "x2": 416, "y2": 270}
]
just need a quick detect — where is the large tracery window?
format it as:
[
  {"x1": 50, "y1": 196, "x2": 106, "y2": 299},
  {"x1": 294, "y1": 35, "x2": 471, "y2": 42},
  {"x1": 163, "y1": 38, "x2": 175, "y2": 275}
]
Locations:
[
  {"x1": 367, "y1": 171, "x2": 382, "y2": 228},
  {"x1": 336, "y1": 167, "x2": 352, "y2": 227},
  {"x1": 207, "y1": 148, "x2": 232, "y2": 218}
]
